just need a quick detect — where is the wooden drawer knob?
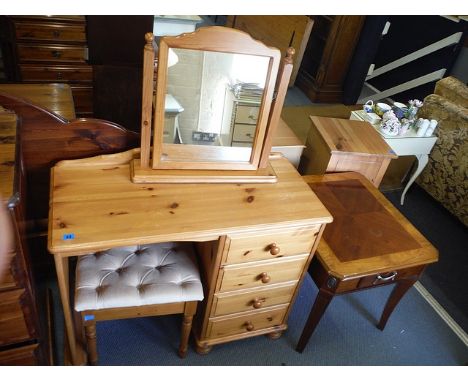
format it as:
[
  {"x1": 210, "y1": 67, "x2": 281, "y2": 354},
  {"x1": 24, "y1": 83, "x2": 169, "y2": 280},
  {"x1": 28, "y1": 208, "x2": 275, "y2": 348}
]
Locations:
[
  {"x1": 245, "y1": 321, "x2": 254, "y2": 331},
  {"x1": 53, "y1": 30, "x2": 60, "y2": 38},
  {"x1": 269, "y1": 243, "x2": 280, "y2": 256},
  {"x1": 260, "y1": 272, "x2": 271, "y2": 284},
  {"x1": 252, "y1": 297, "x2": 263, "y2": 309},
  {"x1": 52, "y1": 50, "x2": 62, "y2": 58}
]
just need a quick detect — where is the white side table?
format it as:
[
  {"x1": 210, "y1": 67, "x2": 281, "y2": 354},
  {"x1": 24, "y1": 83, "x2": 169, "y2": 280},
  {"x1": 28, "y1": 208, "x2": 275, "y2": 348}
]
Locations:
[
  {"x1": 350, "y1": 110, "x2": 438, "y2": 205},
  {"x1": 164, "y1": 94, "x2": 184, "y2": 143}
]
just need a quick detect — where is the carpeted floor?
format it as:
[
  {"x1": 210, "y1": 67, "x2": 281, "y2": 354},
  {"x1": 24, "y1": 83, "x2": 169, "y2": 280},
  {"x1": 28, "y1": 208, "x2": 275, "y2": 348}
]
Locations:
[{"x1": 50, "y1": 272, "x2": 467, "y2": 366}]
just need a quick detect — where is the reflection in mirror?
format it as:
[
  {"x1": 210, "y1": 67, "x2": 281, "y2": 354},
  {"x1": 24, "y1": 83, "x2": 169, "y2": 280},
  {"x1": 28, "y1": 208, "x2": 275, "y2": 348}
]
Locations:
[{"x1": 164, "y1": 48, "x2": 270, "y2": 161}]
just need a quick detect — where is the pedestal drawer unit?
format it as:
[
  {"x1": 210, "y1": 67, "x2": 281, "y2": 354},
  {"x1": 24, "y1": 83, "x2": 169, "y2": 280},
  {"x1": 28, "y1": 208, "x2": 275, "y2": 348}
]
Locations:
[{"x1": 194, "y1": 224, "x2": 323, "y2": 354}]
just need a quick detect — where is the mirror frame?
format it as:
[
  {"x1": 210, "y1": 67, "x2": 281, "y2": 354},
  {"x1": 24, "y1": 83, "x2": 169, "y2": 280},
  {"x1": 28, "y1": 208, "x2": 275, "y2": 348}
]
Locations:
[{"x1": 149, "y1": 26, "x2": 281, "y2": 171}]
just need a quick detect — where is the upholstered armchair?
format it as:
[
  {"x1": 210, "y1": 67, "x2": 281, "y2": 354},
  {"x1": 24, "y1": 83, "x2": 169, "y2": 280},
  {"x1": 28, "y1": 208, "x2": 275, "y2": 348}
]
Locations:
[{"x1": 417, "y1": 76, "x2": 468, "y2": 226}]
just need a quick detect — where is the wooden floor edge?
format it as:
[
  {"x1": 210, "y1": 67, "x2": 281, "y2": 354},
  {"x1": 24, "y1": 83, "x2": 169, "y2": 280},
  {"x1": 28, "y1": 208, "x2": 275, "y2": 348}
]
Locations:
[{"x1": 414, "y1": 281, "x2": 468, "y2": 347}]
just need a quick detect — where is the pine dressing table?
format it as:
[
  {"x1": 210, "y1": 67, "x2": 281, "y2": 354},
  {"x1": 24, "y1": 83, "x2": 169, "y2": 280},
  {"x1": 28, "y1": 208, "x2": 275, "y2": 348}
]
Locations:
[{"x1": 47, "y1": 150, "x2": 332, "y2": 365}]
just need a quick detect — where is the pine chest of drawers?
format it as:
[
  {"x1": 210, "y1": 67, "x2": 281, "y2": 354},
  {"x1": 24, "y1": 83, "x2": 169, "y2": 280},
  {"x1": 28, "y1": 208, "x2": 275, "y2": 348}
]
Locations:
[{"x1": 194, "y1": 224, "x2": 323, "y2": 353}]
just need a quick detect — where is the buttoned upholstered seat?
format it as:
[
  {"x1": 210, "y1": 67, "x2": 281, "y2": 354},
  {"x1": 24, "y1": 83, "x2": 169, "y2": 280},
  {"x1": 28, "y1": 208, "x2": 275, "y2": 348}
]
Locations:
[{"x1": 74, "y1": 242, "x2": 204, "y2": 364}]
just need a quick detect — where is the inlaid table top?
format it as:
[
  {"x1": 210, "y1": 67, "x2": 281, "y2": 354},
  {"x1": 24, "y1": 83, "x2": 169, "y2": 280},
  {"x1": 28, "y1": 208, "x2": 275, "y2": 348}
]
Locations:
[{"x1": 303, "y1": 172, "x2": 438, "y2": 279}]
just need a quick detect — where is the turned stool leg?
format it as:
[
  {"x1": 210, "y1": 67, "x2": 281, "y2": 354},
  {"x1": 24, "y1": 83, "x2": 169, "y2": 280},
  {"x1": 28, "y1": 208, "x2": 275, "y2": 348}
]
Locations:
[
  {"x1": 296, "y1": 288, "x2": 334, "y2": 353},
  {"x1": 179, "y1": 315, "x2": 193, "y2": 358},
  {"x1": 377, "y1": 279, "x2": 416, "y2": 330},
  {"x1": 83, "y1": 314, "x2": 98, "y2": 366},
  {"x1": 179, "y1": 301, "x2": 197, "y2": 358}
]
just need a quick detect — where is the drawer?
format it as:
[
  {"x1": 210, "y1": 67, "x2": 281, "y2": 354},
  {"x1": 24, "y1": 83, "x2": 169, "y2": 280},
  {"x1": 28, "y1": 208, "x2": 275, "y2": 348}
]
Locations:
[
  {"x1": 207, "y1": 305, "x2": 287, "y2": 339},
  {"x1": 232, "y1": 124, "x2": 255, "y2": 143},
  {"x1": 14, "y1": 22, "x2": 86, "y2": 43},
  {"x1": 212, "y1": 282, "x2": 297, "y2": 316},
  {"x1": 17, "y1": 44, "x2": 87, "y2": 63},
  {"x1": 235, "y1": 105, "x2": 259, "y2": 124},
  {"x1": 0, "y1": 289, "x2": 32, "y2": 346},
  {"x1": 0, "y1": 343, "x2": 39, "y2": 366},
  {"x1": 225, "y1": 225, "x2": 319, "y2": 265},
  {"x1": 0, "y1": 251, "x2": 18, "y2": 291},
  {"x1": 336, "y1": 265, "x2": 425, "y2": 293},
  {"x1": 219, "y1": 256, "x2": 307, "y2": 292},
  {"x1": 20, "y1": 64, "x2": 92, "y2": 82}
]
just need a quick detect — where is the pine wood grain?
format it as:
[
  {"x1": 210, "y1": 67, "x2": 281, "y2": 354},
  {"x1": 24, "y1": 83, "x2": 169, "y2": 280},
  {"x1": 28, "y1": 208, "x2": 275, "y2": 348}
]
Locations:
[{"x1": 48, "y1": 153, "x2": 332, "y2": 255}]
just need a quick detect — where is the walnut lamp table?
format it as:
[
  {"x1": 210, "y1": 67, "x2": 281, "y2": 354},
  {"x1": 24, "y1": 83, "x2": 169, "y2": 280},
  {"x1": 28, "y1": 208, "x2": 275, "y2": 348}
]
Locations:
[{"x1": 296, "y1": 172, "x2": 438, "y2": 353}]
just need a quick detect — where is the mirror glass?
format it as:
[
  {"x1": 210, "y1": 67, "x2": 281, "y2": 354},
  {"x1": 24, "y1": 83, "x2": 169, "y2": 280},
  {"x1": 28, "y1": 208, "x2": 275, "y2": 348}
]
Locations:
[{"x1": 162, "y1": 48, "x2": 270, "y2": 162}]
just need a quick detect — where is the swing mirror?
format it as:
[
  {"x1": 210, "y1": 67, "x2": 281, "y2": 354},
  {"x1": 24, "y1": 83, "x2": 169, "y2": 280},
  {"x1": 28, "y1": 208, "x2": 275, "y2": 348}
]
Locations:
[
  {"x1": 151, "y1": 26, "x2": 281, "y2": 171},
  {"x1": 134, "y1": 26, "x2": 294, "y2": 183}
]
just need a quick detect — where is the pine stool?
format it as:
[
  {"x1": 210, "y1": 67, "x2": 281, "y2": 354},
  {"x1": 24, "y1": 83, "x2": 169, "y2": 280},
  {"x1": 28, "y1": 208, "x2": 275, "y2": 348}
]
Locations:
[
  {"x1": 296, "y1": 172, "x2": 438, "y2": 353},
  {"x1": 74, "y1": 242, "x2": 204, "y2": 365}
]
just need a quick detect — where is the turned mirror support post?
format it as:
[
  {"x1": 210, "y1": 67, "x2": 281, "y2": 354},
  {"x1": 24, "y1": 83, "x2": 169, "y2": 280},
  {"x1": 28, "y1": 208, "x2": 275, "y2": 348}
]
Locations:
[
  {"x1": 259, "y1": 47, "x2": 295, "y2": 168},
  {"x1": 140, "y1": 33, "x2": 157, "y2": 168}
]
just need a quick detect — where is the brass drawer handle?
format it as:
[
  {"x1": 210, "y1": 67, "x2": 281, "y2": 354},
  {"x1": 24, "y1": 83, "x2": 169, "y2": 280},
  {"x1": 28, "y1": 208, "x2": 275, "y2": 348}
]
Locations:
[
  {"x1": 245, "y1": 321, "x2": 254, "y2": 331},
  {"x1": 259, "y1": 272, "x2": 270, "y2": 284},
  {"x1": 269, "y1": 243, "x2": 280, "y2": 256},
  {"x1": 373, "y1": 271, "x2": 397, "y2": 285},
  {"x1": 252, "y1": 297, "x2": 263, "y2": 309}
]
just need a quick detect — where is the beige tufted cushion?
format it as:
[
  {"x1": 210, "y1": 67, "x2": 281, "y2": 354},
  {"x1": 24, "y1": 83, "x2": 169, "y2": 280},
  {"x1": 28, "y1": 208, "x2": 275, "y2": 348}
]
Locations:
[{"x1": 75, "y1": 242, "x2": 203, "y2": 311}]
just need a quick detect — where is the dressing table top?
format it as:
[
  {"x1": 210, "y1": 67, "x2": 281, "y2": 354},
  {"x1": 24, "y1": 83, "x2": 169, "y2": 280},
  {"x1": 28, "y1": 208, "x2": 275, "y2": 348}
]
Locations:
[{"x1": 48, "y1": 151, "x2": 332, "y2": 256}]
